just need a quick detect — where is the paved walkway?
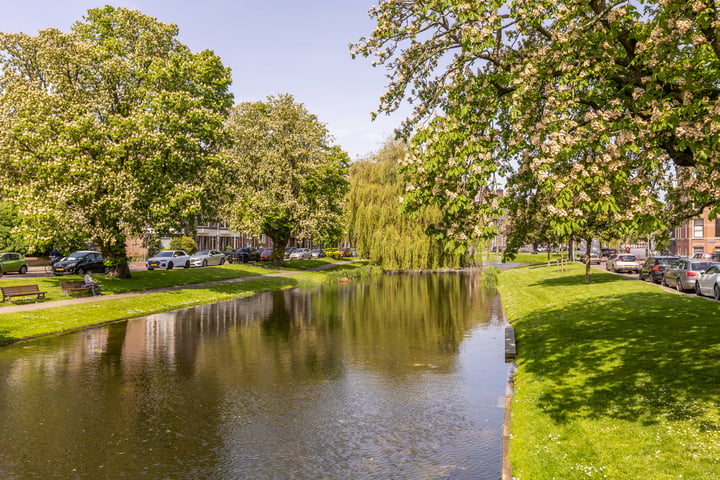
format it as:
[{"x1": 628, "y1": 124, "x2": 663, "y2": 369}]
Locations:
[{"x1": 0, "y1": 262, "x2": 344, "y2": 314}]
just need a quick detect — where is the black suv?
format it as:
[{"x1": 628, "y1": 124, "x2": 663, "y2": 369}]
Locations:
[
  {"x1": 639, "y1": 256, "x2": 679, "y2": 284},
  {"x1": 226, "y1": 247, "x2": 260, "y2": 263}
]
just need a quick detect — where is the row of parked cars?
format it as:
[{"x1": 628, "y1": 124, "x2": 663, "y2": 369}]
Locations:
[
  {"x1": 606, "y1": 252, "x2": 720, "y2": 300},
  {"x1": 145, "y1": 246, "x2": 338, "y2": 270},
  {"x1": 0, "y1": 244, "x2": 354, "y2": 277}
]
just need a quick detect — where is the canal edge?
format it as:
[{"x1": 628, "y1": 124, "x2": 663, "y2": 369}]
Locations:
[{"x1": 500, "y1": 298, "x2": 516, "y2": 480}]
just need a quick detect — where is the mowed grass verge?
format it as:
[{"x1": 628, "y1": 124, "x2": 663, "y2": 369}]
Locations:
[
  {"x1": 499, "y1": 262, "x2": 720, "y2": 480},
  {"x1": 0, "y1": 259, "x2": 364, "y2": 345}
]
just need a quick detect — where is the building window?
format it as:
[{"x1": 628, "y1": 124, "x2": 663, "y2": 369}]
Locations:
[
  {"x1": 715, "y1": 218, "x2": 720, "y2": 237},
  {"x1": 694, "y1": 219, "x2": 704, "y2": 239}
]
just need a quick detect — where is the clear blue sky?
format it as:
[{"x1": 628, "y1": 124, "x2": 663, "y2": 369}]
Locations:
[{"x1": 0, "y1": 0, "x2": 402, "y2": 160}]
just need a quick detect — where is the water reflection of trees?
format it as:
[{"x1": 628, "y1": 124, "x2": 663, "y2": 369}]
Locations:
[
  {"x1": 0, "y1": 271, "x2": 505, "y2": 479},
  {"x1": 327, "y1": 272, "x2": 497, "y2": 373}
]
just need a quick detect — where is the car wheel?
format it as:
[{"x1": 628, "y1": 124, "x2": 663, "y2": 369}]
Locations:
[
  {"x1": 167, "y1": 262, "x2": 174, "y2": 270},
  {"x1": 184, "y1": 261, "x2": 190, "y2": 268},
  {"x1": 220, "y1": 258, "x2": 225, "y2": 265},
  {"x1": 77, "y1": 267, "x2": 85, "y2": 275},
  {"x1": 202, "y1": 260, "x2": 208, "y2": 267},
  {"x1": 18, "y1": 265, "x2": 27, "y2": 274},
  {"x1": 714, "y1": 284, "x2": 720, "y2": 301},
  {"x1": 676, "y1": 281, "x2": 683, "y2": 293},
  {"x1": 695, "y1": 282, "x2": 702, "y2": 296}
]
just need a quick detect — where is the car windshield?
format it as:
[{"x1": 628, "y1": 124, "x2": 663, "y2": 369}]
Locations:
[
  {"x1": 618, "y1": 255, "x2": 636, "y2": 261},
  {"x1": 65, "y1": 252, "x2": 87, "y2": 261},
  {"x1": 657, "y1": 258, "x2": 676, "y2": 265},
  {"x1": 155, "y1": 251, "x2": 173, "y2": 257},
  {"x1": 196, "y1": 250, "x2": 210, "y2": 255},
  {"x1": 692, "y1": 262, "x2": 713, "y2": 271}
]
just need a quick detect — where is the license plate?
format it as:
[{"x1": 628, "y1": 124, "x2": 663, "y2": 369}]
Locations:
[
  {"x1": 56, "y1": 267, "x2": 64, "y2": 272},
  {"x1": 150, "y1": 263, "x2": 159, "y2": 267}
]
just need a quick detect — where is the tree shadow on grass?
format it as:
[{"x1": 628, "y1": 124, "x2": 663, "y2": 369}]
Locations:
[
  {"x1": 531, "y1": 273, "x2": 626, "y2": 287},
  {"x1": 514, "y1": 289, "x2": 720, "y2": 427}
]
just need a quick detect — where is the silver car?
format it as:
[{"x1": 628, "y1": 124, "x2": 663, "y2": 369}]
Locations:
[
  {"x1": 189, "y1": 249, "x2": 226, "y2": 267},
  {"x1": 694, "y1": 264, "x2": 720, "y2": 299},
  {"x1": 662, "y1": 259, "x2": 714, "y2": 292},
  {"x1": 289, "y1": 248, "x2": 311, "y2": 260},
  {"x1": 606, "y1": 253, "x2": 639, "y2": 273}
]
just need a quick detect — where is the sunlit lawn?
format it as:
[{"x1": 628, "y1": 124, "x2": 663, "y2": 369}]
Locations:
[
  {"x1": 0, "y1": 263, "x2": 274, "y2": 303},
  {"x1": 500, "y1": 263, "x2": 720, "y2": 479},
  {"x1": 0, "y1": 259, "x2": 366, "y2": 344}
]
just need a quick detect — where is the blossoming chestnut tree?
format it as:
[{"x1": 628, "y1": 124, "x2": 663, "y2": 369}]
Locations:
[
  {"x1": 0, "y1": 7, "x2": 233, "y2": 278},
  {"x1": 352, "y1": 0, "x2": 720, "y2": 257}
]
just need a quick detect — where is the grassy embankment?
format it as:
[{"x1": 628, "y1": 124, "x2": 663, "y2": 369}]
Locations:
[
  {"x1": 499, "y1": 262, "x2": 720, "y2": 479},
  {"x1": 0, "y1": 258, "x2": 367, "y2": 344}
]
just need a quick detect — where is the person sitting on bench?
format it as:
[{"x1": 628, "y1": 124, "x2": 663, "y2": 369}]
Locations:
[{"x1": 83, "y1": 271, "x2": 102, "y2": 296}]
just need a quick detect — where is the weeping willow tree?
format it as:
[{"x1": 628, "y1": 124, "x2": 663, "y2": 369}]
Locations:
[{"x1": 347, "y1": 140, "x2": 465, "y2": 270}]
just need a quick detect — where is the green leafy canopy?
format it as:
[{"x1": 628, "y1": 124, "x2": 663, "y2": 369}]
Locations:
[
  {"x1": 0, "y1": 6, "x2": 233, "y2": 277},
  {"x1": 353, "y1": 1, "x2": 720, "y2": 253}
]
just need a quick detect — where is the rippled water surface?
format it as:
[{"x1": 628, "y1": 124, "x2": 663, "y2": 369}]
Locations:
[{"x1": 0, "y1": 272, "x2": 510, "y2": 479}]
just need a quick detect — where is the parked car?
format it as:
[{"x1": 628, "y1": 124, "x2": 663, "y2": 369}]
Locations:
[
  {"x1": 146, "y1": 250, "x2": 191, "y2": 270},
  {"x1": 663, "y1": 259, "x2": 715, "y2": 292},
  {"x1": 639, "y1": 256, "x2": 680, "y2": 283},
  {"x1": 693, "y1": 252, "x2": 715, "y2": 260},
  {"x1": 284, "y1": 247, "x2": 297, "y2": 260},
  {"x1": 0, "y1": 252, "x2": 28, "y2": 274},
  {"x1": 259, "y1": 249, "x2": 273, "y2": 261},
  {"x1": 189, "y1": 249, "x2": 226, "y2": 267},
  {"x1": 694, "y1": 264, "x2": 720, "y2": 299},
  {"x1": 605, "y1": 253, "x2": 640, "y2": 273},
  {"x1": 289, "y1": 248, "x2": 311, "y2": 260},
  {"x1": 53, "y1": 251, "x2": 106, "y2": 276},
  {"x1": 311, "y1": 248, "x2": 325, "y2": 259},
  {"x1": 227, "y1": 247, "x2": 260, "y2": 263},
  {"x1": 600, "y1": 248, "x2": 617, "y2": 258}
]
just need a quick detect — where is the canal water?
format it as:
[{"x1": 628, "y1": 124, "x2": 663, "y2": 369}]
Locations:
[{"x1": 0, "y1": 272, "x2": 510, "y2": 479}]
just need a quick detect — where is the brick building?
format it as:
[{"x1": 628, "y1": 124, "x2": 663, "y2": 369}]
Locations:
[{"x1": 671, "y1": 208, "x2": 720, "y2": 257}]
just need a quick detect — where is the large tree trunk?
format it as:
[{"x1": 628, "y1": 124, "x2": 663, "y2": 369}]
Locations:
[
  {"x1": 265, "y1": 221, "x2": 291, "y2": 268},
  {"x1": 584, "y1": 238, "x2": 592, "y2": 284},
  {"x1": 100, "y1": 238, "x2": 132, "y2": 279}
]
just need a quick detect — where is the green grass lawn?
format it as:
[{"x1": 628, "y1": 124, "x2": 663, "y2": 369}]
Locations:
[
  {"x1": 0, "y1": 259, "x2": 364, "y2": 344},
  {"x1": 500, "y1": 262, "x2": 720, "y2": 479}
]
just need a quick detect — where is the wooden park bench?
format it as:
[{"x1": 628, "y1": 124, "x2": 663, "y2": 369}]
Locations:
[
  {"x1": 60, "y1": 280, "x2": 94, "y2": 297},
  {"x1": 1, "y1": 284, "x2": 47, "y2": 304}
]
